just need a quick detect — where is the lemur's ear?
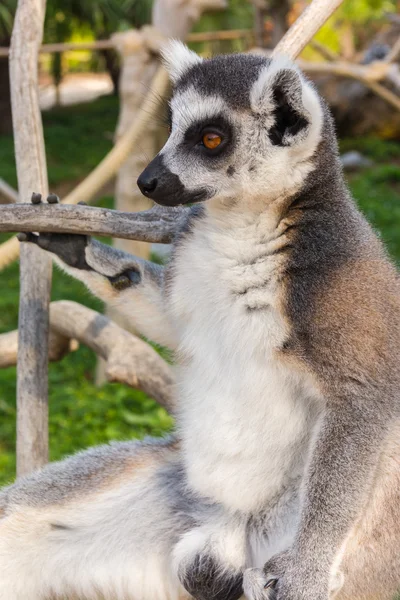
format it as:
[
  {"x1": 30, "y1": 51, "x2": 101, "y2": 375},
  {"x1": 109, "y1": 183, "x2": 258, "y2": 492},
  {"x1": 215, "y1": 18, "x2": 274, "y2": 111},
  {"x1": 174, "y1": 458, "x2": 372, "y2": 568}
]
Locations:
[
  {"x1": 250, "y1": 57, "x2": 322, "y2": 147},
  {"x1": 161, "y1": 40, "x2": 203, "y2": 84}
]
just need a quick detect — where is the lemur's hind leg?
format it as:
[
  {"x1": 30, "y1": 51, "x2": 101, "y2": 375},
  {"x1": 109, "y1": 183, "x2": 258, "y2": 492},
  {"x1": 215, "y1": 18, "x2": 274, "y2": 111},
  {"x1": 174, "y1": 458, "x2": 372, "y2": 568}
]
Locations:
[
  {"x1": 18, "y1": 195, "x2": 177, "y2": 349},
  {"x1": 335, "y1": 421, "x2": 400, "y2": 600},
  {"x1": 0, "y1": 437, "x2": 247, "y2": 600},
  {"x1": 0, "y1": 438, "x2": 191, "y2": 600},
  {"x1": 244, "y1": 423, "x2": 400, "y2": 600}
]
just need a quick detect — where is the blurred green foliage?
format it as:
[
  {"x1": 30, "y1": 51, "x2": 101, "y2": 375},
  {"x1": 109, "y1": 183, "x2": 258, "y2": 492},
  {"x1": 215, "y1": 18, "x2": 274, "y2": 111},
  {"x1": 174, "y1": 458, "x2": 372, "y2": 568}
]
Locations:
[
  {"x1": 0, "y1": 95, "x2": 118, "y2": 189},
  {"x1": 0, "y1": 0, "x2": 152, "y2": 43}
]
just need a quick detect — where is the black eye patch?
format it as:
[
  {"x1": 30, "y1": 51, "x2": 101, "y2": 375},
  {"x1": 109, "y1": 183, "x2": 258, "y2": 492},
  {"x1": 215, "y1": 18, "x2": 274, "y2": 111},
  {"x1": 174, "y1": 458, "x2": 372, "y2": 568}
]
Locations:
[{"x1": 180, "y1": 114, "x2": 235, "y2": 158}]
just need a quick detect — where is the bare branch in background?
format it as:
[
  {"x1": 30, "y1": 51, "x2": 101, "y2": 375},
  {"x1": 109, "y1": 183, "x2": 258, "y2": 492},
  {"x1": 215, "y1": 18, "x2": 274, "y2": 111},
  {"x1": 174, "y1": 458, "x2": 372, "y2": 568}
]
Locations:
[
  {"x1": 0, "y1": 179, "x2": 18, "y2": 204},
  {"x1": 0, "y1": 328, "x2": 73, "y2": 369},
  {"x1": 273, "y1": 0, "x2": 345, "y2": 59}
]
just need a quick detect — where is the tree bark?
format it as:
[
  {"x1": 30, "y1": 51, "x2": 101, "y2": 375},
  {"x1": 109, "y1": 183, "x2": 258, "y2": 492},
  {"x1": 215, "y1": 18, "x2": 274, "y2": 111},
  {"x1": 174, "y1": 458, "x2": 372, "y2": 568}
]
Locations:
[
  {"x1": 10, "y1": 0, "x2": 52, "y2": 477},
  {"x1": 0, "y1": 202, "x2": 188, "y2": 243},
  {"x1": 0, "y1": 301, "x2": 176, "y2": 414}
]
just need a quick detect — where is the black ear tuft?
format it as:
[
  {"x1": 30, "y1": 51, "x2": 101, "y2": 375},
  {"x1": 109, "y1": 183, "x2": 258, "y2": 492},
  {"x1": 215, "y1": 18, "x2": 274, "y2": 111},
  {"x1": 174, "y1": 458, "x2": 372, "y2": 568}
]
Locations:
[{"x1": 268, "y1": 71, "x2": 309, "y2": 146}]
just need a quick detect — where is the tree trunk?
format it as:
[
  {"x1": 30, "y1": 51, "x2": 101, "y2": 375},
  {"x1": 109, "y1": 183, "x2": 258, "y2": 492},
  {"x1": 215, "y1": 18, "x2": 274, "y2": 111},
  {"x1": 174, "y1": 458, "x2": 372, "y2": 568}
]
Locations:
[
  {"x1": 10, "y1": 0, "x2": 51, "y2": 477},
  {"x1": 0, "y1": 56, "x2": 13, "y2": 136}
]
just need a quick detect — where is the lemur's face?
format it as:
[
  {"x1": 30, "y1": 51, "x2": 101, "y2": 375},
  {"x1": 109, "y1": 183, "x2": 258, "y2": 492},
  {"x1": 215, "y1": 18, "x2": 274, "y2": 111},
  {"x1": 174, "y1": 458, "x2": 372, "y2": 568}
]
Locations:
[{"x1": 137, "y1": 43, "x2": 323, "y2": 209}]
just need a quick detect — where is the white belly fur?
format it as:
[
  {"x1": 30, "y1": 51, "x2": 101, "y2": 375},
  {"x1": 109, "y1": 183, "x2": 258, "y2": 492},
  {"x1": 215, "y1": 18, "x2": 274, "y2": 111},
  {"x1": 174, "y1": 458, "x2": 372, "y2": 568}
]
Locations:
[{"x1": 169, "y1": 211, "x2": 321, "y2": 514}]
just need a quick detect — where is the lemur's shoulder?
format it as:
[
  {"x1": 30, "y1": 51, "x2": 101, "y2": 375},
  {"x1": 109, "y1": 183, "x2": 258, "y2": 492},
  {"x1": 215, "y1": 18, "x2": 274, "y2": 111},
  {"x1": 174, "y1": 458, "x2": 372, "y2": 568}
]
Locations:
[{"x1": 281, "y1": 185, "x2": 400, "y2": 393}]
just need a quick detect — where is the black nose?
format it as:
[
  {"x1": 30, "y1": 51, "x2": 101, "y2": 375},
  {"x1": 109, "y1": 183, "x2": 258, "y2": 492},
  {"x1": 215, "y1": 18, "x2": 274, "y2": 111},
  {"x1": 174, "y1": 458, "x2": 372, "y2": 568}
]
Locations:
[{"x1": 137, "y1": 173, "x2": 158, "y2": 196}]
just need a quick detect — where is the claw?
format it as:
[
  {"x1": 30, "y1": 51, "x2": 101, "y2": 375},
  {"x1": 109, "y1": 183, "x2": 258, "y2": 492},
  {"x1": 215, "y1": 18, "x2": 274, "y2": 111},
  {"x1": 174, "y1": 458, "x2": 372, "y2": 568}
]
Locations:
[
  {"x1": 47, "y1": 193, "x2": 59, "y2": 204},
  {"x1": 31, "y1": 192, "x2": 42, "y2": 204},
  {"x1": 17, "y1": 232, "x2": 37, "y2": 243},
  {"x1": 264, "y1": 579, "x2": 278, "y2": 590}
]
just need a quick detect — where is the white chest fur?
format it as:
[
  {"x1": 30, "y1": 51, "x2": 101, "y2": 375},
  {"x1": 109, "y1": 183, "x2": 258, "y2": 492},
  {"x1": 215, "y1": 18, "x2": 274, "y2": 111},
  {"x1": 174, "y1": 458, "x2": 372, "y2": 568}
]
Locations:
[{"x1": 168, "y1": 209, "x2": 320, "y2": 514}]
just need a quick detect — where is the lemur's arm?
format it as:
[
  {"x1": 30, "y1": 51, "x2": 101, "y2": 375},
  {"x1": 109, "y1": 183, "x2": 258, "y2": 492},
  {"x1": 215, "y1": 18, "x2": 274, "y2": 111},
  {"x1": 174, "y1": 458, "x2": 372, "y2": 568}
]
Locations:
[
  {"x1": 245, "y1": 396, "x2": 392, "y2": 600},
  {"x1": 19, "y1": 209, "x2": 177, "y2": 351}
]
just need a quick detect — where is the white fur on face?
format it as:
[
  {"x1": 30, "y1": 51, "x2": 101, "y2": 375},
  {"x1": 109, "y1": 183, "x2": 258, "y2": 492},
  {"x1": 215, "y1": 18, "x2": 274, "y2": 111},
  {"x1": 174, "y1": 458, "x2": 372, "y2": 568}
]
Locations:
[
  {"x1": 160, "y1": 87, "x2": 236, "y2": 203},
  {"x1": 159, "y1": 58, "x2": 324, "y2": 212}
]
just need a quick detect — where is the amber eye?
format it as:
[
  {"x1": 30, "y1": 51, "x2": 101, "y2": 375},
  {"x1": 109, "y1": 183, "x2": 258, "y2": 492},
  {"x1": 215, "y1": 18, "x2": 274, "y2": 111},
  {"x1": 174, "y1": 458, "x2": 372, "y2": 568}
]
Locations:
[{"x1": 202, "y1": 132, "x2": 222, "y2": 150}]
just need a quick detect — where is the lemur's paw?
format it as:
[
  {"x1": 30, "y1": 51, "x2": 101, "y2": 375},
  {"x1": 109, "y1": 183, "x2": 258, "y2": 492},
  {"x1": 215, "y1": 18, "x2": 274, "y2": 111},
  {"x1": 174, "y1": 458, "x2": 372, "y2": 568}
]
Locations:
[
  {"x1": 247, "y1": 551, "x2": 329, "y2": 600},
  {"x1": 17, "y1": 192, "x2": 90, "y2": 269},
  {"x1": 18, "y1": 231, "x2": 90, "y2": 270},
  {"x1": 243, "y1": 568, "x2": 276, "y2": 600},
  {"x1": 179, "y1": 553, "x2": 243, "y2": 600}
]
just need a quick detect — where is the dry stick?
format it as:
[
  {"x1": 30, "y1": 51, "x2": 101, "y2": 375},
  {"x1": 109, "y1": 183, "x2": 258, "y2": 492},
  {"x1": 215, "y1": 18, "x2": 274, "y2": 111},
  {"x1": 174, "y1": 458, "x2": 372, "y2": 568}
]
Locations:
[
  {"x1": 0, "y1": 203, "x2": 188, "y2": 244},
  {"x1": 272, "y1": 0, "x2": 345, "y2": 59},
  {"x1": 385, "y1": 35, "x2": 400, "y2": 63},
  {"x1": 0, "y1": 301, "x2": 176, "y2": 412},
  {"x1": 0, "y1": 178, "x2": 18, "y2": 204},
  {"x1": 49, "y1": 301, "x2": 176, "y2": 412},
  {"x1": 0, "y1": 29, "x2": 253, "y2": 57},
  {"x1": 298, "y1": 59, "x2": 400, "y2": 112},
  {"x1": 10, "y1": 0, "x2": 52, "y2": 477},
  {"x1": 0, "y1": 66, "x2": 170, "y2": 270},
  {"x1": 0, "y1": 328, "x2": 73, "y2": 369}
]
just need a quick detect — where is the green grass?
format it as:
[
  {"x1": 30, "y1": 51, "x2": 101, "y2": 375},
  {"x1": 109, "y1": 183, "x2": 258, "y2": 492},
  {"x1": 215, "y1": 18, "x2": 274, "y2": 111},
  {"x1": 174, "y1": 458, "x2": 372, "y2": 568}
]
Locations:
[
  {"x1": 0, "y1": 95, "x2": 119, "y2": 189},
  {"x1": 340, "y1": 137, "x2": 400, "y2": 262},
  {"x1": 0, "y1": 104, "x2": 399, "y2": 486}
]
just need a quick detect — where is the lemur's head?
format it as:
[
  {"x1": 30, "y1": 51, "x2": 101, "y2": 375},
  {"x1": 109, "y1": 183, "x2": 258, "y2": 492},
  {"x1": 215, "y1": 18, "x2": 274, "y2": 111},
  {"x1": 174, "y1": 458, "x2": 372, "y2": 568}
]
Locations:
[{"x1": 137, "y1": 42, "x2": 327, "y2": 209}]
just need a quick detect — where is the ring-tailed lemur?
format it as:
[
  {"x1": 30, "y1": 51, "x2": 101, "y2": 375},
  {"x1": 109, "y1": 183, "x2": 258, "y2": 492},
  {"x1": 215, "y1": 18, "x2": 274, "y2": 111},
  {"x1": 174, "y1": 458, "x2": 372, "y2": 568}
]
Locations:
[{"x1": 1, "y1": 43, "x2": 400, "y2": 600}]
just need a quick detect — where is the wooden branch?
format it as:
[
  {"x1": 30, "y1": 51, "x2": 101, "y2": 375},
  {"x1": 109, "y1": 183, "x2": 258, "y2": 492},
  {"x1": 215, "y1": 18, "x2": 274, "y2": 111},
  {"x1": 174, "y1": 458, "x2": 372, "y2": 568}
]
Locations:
[
  {"x1": 49, "y1": 301, "x2": 175, "y2": 412},
  {"x1": 0, "y1": 29, "x2": 253, "y2": 57},
  {"x1": 385, "y1": 35, "x2": 400, "y2": 63},
  {"x1": 297, "y1": 59, "x2": 400, "y2": 112},
  {"x1": 309, "y1": 40, "x2": 339, "y2": 62},
  {"x1": 0, "y1": 301, "x2": 176, "y2": 412},
  {"x1": 273, "y1": 0, "x2": 345, "y2": 59},
  {"x1": 0, "y1": 178, "x2": 18, "y2": 204},
  {"x1": 0, "y1": 66, "x2": 170, "y2": 270},
  {"x1": 0, "y1": 203, "x2": 189, "y2": 244},
  {"x1": 360, "y1": 79, "x2": 400, "y2": 112},
  {"x1": 0, "y1": 328, "x2": 73, "y2": 369},
  {"x1": 10, "y1": 0, "x2": 52, "y2": 477}
]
